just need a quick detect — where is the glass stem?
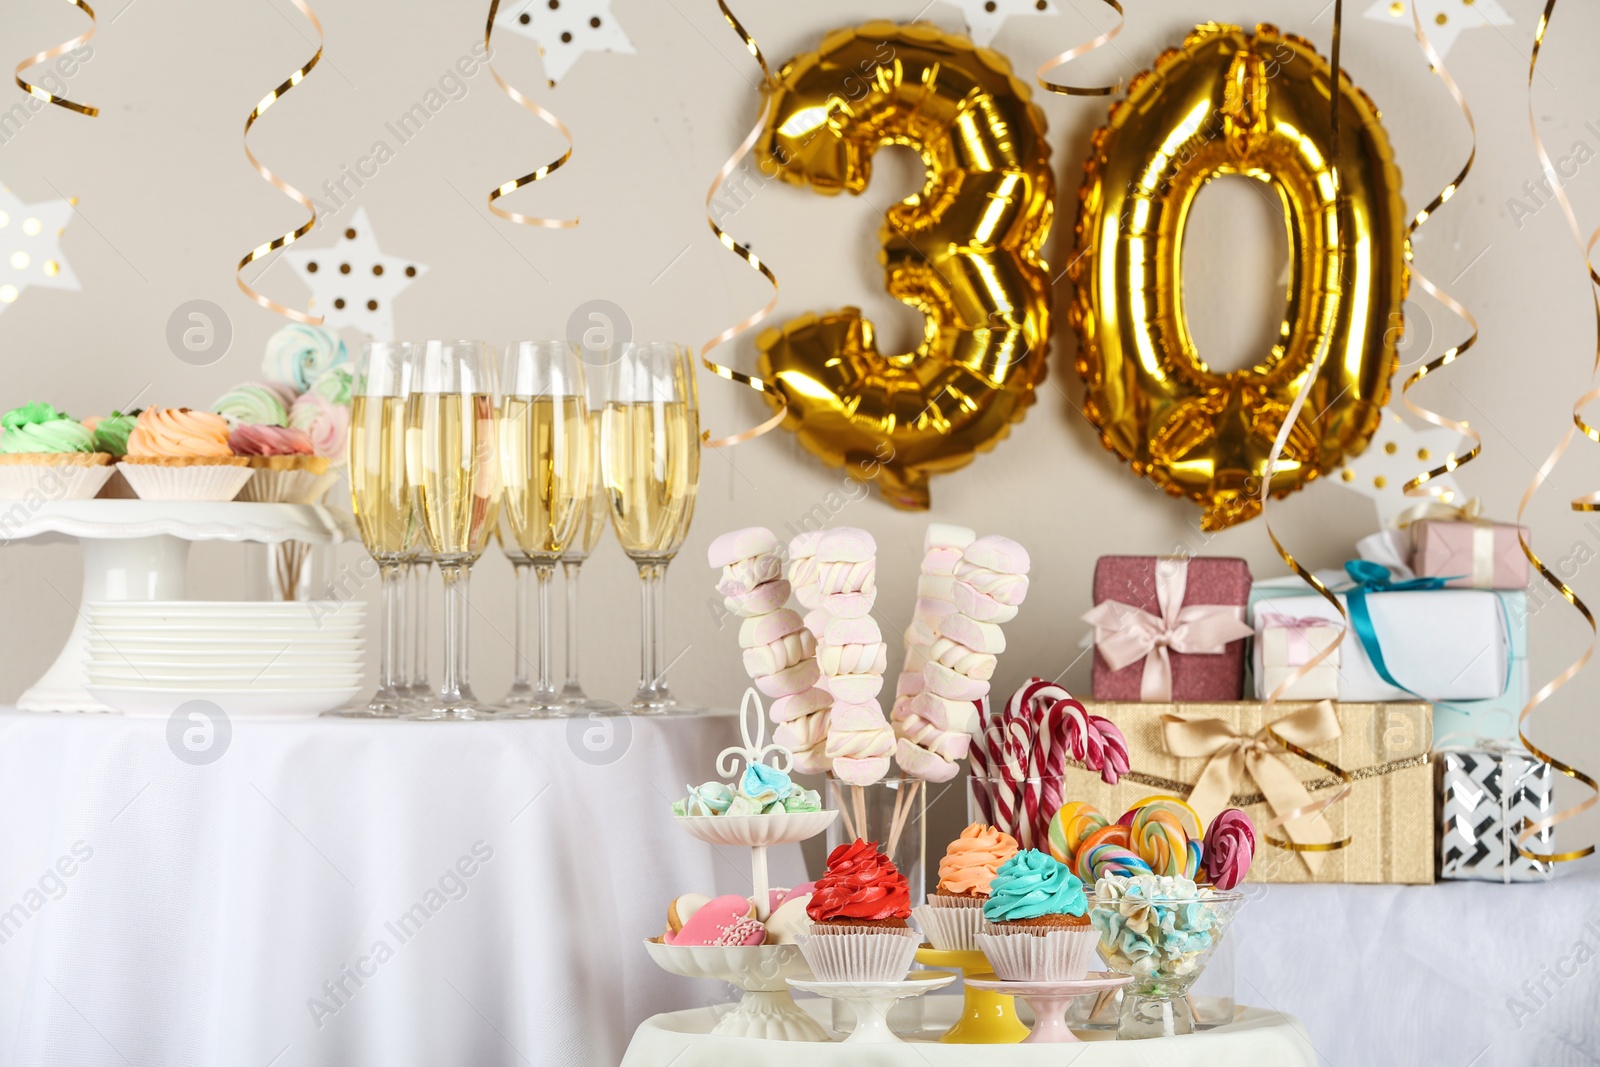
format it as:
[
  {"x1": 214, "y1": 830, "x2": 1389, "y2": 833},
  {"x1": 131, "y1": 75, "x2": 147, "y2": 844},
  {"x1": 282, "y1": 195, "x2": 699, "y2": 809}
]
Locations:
[
  {"x1": 510, "y1": 560, "x2": 531, "y2": 689},
  {"x1": 439, "y1": 562, "x2": 467, "y2": 702},
  {"x1": 412, "y1": 560, "x2": 431, "y2": 692},
  {"x1": 652, "y1": 561, "x2": 671, "y2": 700},
  {"x1": 635, "y1": 561, "x2": 656, "y2": 706},
  {"x1": 534, "y1": 563, "x2": 556, "y2": 702},
  {"x1": 378, "y1": 561, "x2": 404, "y2": 694},
  {"x1": 561, "y1": 560, "x2": 584, "y2": 698}
]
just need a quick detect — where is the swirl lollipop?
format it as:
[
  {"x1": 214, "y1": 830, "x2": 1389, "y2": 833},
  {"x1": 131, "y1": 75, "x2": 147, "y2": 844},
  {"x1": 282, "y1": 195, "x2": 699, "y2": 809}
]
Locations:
[
  {"x1": 1074, "y1": 823, "x2": 1151, "y2": 882},
  {"x1": 1132, "y1": 803, "x2": 1195, "y2": 878},
  {"x1": 1047, "y1": 801, "x2": 1108, "y2": 867},
  {"x1": 1203, "y1": 808, "x2": 1256, "y2": 889}
]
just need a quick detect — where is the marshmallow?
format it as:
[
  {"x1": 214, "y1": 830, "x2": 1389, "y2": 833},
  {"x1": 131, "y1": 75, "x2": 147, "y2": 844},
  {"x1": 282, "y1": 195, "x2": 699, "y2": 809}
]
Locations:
[
  {"x1": 827, "y1": 700, "x2": 888, "y2": 732},
  {"x1": 817, "y1": 642, "x2": 889, "y2": 680},
  {"x1": 955, "y1": 562, "x2": 1030, "y2": 606},
  {"x1": 754, "y1": 659, "x2": 821, "y2": 698},
  {"x1": 894, "y1": 671, "x2": 925, "y2": 698},
  {"x1": 899, "y1": 711, "x2": 972, "y2": 761},
  {"x1": 816, "y1": 526, "x2": 876, "y2": 563},
  {"x1": 893, "y1": 738, "x2": 959, "y2": 783},
  {"x1": 923, "y1": 523, "x2": 976, "y2": 552},
  {"x1": 916, "y1": 574, "x2": 957, "y2": 602},
  {"x1": 769, "y1": 687, "x2": 832, "y2": 722},
  {"x1": 823, "y1": 672, "x2": 885, "y2": 703},
  {"x1": 724, "y1": 579, "x2": 792, "y2": 617},
  {"x1": 742, "y1": 630, "x2": 815, "y2": 677},
  {"x1": 952, "y1": 581, "x2": 1018, "y2": 623},
  {"x1": 963, "y1": 535, "x2": 1030, "y2": 576},
  {"x1": 823, "y1": 590, "x2": 876, "y2": 619},
  {"x1": 938, "y1": 613, "x2": 1006, "y2": 654},
  {"x1": 832, "y1": 755, "x2": 892, "y2": 786},
  {"x1": 923, "y1": 661, "x2": 990, "y2": 701},
  {"x1": 927, "y1": 636, "x2": 997, "y2": 679},
  {"x1": 774, "y1": 710, "x2": 829, "y2": 752},
  {"x1": 790, "y1": 745, "x2": 834, "y2": 776},
  {"x1": 708, "y1": 527, "x2": 779, "y2": 568},
  {"x1": 909, "y1": 690, "x2": 980, "y2": 733},
  {"x1": 738, "y1": 609, "x2": 804, "y2": 648},
  {"x1": 718, "y1": 554, "x2": 783, "y2": 597},
  {"x1": 802, "y1": 606, "x2": 832, "y2": 640},
  {"x1": 921, "y1": 545, "x2": 966, "y2": 575},
  {"x1": 788, "y1": 530, "x2": 824, "y2": 557}
]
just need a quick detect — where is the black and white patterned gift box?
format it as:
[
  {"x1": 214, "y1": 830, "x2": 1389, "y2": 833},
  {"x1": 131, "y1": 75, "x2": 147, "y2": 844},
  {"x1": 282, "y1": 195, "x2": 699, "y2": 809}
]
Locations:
[{"x1": 1437, "y1": 747, "x2": 1554, "y2": 882}]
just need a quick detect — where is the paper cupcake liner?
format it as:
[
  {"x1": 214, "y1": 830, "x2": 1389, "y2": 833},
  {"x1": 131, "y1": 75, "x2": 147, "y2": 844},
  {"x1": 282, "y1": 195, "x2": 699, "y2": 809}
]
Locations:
[
  {"x1": 0, "y1": 463, "x2": 115, "y2": 501},
  {"x1": 976, "y1": 927, "x2": 1100, "y2": 982},
  {"x1": 913, "y1": 903, "x2": 986, "y2": 952},
  {"x1": 927, "y1": 893, "x2": 985, "y2": 909},
  {"x1": 116, "y1": 462, "x2": 254, "y2": 502},
  {"x1": 797, "y1": 926, "x2": 919, "y2": 982},
  {"x1": 237, "y1": 468, "x2": 339, "y2": 504}
]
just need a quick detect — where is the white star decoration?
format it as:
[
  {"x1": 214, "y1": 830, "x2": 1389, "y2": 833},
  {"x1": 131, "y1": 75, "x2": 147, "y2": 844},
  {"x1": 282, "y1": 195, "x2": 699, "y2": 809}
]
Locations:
[
  {"x1": 1363, "y1": 0, "x2": 1513, "y2": 59},
  {"x1": 1329, "y1": 411, "x2": 1469, "y2": 525},
  {"x1": 0, "y1": 186, "x2": 78, "y2": 317},
  {"x1": 494, "y1": 0, "x2": 634, "y2": 86},
  {"x1": 281, "y1": 208, "x2": 428, "y2": 341},
  {"x1": 942, "y1": 0, "x2": 1060, "y2": 48}
]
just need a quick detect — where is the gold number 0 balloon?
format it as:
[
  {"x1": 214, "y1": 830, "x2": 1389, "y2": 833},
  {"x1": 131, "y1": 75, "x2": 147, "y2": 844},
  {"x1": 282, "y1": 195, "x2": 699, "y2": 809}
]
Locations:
[
  {"x1": 1069, "y1": 23, "x2": 1407, "y2": 530},
  {"x1": 752, "y1": 22, "x2": 1054, "y2": 509}
]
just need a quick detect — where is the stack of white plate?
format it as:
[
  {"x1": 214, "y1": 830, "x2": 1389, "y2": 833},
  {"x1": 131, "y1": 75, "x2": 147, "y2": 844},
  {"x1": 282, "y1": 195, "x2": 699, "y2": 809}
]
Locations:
[{"x1": 83, "y1": 601, "x2": 366, "y2": 719}]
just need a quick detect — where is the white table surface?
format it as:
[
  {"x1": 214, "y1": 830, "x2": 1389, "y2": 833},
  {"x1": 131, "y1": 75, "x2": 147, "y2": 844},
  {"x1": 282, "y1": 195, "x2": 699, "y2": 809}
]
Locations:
[
  {"x1": 621, "y1": 998, "x2": 1318, "y2": 1064},
  {"x1": 0, "y1": 708, "x2": 804, "y2": 1067}
]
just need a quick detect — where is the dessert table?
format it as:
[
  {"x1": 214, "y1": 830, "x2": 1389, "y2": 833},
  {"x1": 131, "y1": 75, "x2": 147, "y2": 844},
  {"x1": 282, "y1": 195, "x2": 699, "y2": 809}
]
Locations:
[
  {"x1": 0, "y1": 708, "x2": 805, "y2": 1067},
  {"x1": 621, "y1": 999, "x2": 1318, "y2": 1064}
]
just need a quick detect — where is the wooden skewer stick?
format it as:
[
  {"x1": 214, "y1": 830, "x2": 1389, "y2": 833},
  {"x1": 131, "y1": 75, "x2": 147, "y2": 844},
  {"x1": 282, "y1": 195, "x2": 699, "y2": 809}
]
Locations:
[
  {"x1": 853, "y1": 784, "x2": 868, "y2": 845},
  {"x1": 830, "y1": 778, "x2": 857, "y2": 842}
]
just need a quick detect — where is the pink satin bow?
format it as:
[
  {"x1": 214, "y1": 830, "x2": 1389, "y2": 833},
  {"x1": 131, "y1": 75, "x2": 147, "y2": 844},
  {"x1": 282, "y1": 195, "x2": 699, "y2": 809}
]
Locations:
[
  {"x1": 1081, "y1": 557, "x2": 1254, "y2": 701},
  {"x1": 1257, "y1": 611, "x2": 1331, "y2": 667}
]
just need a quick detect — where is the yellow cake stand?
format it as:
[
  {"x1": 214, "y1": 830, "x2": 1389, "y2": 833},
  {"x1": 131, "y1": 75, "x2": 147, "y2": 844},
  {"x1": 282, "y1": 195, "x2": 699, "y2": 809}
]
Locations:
[{"x1": 914, "y1": 946, "x2": 1029, "y2": 1043}]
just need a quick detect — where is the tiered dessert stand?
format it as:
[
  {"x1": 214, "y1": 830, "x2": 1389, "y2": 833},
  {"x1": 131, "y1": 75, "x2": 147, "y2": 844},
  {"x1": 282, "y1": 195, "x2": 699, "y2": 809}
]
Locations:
[
  {"x1": 0, "y1": 499, "x2": 354, "y2": 712},
  {"x1": 648, "y1": 690, "x2": 838, "y2": 1041}
]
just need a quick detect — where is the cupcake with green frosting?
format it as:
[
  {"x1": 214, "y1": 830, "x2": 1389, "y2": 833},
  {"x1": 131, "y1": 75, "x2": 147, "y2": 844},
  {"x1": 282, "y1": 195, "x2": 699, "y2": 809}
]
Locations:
[
  {"x1": 213, "y1": 383, "x2": 291, "y2": 428},
  {"x1": 83, "y1": 411, "x2": 139, "y2": 458},
  {"x1": 975, "y1": 850, "x2": 1100, "y2": 981},
  {"x1": 0, "y1": 402, "x2": 116, "y2": 500}
]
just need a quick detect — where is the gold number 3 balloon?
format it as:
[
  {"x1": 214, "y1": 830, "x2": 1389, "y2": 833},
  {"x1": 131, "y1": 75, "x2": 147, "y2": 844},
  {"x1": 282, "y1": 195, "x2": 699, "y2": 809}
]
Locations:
[
  {"x1": 1069, "y1": 23, "x2": 1407, "y2": 530},
  {"x1": 753, "y1": 22, "x2": 1054, "y2": 509}
]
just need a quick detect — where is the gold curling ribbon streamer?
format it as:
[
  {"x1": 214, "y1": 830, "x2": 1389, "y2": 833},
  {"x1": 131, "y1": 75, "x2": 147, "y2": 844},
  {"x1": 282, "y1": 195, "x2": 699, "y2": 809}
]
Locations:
[
  {"x1": 235, "y1": 0, "x2": 324, "y2": 326},
  {"x1": 15, "y1": 0, "x2": 96, "y2": 117},
  {"x1": 1036, "y1": 0, "x2": 1124, "y2": 97},
  {"x1": 1397, "y1": 3, "x2": 1482, "y2": 504},
  {"x1": 484, "y1": 0, "x2": 577, "y2": 229},
  {"x1": 698, "y1": 0, "x2": 786, "y2": 449},
  {"x1": 1509, "y1": 0, "x2": 1600, "y2": 865},
  {"x1": 1254, "y1": 0, "x2": 1353, "y2": 864}
]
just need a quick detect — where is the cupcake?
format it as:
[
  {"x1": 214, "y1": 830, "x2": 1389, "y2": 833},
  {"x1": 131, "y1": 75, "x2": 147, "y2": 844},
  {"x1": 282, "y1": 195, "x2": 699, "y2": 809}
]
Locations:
[
  {"x1": 213, "y1": 383, "x2": 290, "y2": 427},
  {"x1": 912, "y1": 823, "x2": 1018, "y2": 951},
  {"x1": 975, "y1": 849, "x2": 1099, "y2": 981},
  {"x1": 118, "y1": 407, "x2": 252, "y2": 501},
  {"x1": 795, "y1": 839, "x2": 918, "y2": 981},
  {"x1": 0, "y1": 402, "x2": 115, "y2": 500},
  {"x1": 230, "y1": 424, "x2": 334, "y2": 503}
]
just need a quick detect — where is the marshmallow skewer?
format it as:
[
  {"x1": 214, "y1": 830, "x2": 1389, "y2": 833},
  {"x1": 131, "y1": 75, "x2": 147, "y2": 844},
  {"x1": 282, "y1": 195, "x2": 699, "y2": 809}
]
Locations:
[{"x1": 890, "y1": 524, "x2": 975, "y2": 783}]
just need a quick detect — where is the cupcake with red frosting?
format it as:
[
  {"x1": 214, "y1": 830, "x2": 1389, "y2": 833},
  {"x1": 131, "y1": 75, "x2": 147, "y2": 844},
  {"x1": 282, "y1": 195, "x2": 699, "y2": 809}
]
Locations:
[
  {"x1": 230, "y1": 424, "x2": 334, "y2": 503},
  {"x1": 796, "y1": 839, "x2": 918, "y2": 981}
]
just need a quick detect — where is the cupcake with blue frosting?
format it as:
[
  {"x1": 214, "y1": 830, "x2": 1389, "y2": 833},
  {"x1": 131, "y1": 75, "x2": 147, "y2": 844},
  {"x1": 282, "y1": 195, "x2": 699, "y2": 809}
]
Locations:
[{"x1": 975, "y1": 849, "x2": 1100, "y2": 980}]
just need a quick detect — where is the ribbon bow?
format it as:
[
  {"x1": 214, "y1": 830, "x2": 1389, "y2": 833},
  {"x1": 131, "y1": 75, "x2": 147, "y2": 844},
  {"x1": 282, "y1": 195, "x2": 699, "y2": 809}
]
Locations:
[
  {"x1": 1342, "y1": 560, "x2": 1449, "y2": 694},
  {"x1": 1081, "y1": 558, "x2": 1253, "y2": 701},
  {"x1": 1162, "y1": 701, "x2": 1344, "y2": 874},
  {"x1": 1256, "y1": 610, "x2": 1337, "y2": 668},
  {"x1": 1394, "y1": 496, "x2": 1483, "y2": 529}
]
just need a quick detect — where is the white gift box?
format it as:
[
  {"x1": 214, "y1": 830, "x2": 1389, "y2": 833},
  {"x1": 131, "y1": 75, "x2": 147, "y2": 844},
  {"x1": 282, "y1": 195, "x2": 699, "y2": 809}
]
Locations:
[
  {"x1": 1252, "y1": 619, "x2": 1341, "y2": 700},
  {"x1": 1250, "y1": 590, "x2": 1510, "y2": 702}
]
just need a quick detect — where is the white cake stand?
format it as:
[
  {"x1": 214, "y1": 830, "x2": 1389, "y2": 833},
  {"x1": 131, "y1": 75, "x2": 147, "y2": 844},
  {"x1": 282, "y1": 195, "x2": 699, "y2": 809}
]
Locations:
[
  {"x1": 0, "y1": 500, "x2": 355, "y2": 712},
  {"x1": 788, "y1": 973, "x2": 956, "y2": 1043},
  {"x1": 645, "y1": 940, "x2": 827, "y2": 1041}
]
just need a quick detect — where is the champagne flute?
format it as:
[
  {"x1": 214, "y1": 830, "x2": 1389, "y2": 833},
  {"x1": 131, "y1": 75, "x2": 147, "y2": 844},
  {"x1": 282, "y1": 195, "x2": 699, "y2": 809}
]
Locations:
[
  {"x1": 500, "y1": 341, "x2": 591, "y2": 716},
  {"x1": 600, "y1": 341, "x2": 700, "y2": 712},
  {"x1": 497, "y1": 511, "x2": 536, "y2": 710},
  {"x1": 559, "y1": 436, "x2": 606, "y2": 706},
  {"x1": 405, "y1": 340, "x2": 500, "y2": 720},
  {"x1": 405, "y1": 541, "x2": 434, "y2": 708},
  {"x1": 346, "y1": 341, "x2": 415, "y2": 717}
]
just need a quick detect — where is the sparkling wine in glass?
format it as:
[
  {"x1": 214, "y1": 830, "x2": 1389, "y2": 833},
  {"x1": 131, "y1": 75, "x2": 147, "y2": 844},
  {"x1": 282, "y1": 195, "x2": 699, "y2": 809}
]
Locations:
[
  {"x1": 500, "y1": 341, "x2": 592, "y2": 716},
  {"x1": 559, "y1": 436, "x2": 606, "y2": 707},
  {"x1": 405, "y1": 340, "x2": 500, "y2": 720},
  {"x1": 600, "y1": 341, "x2": 700, "y2": 712},
  {"x1": 497, "y1": 510, "x2": 536, "y2": 710},
  {"x1": 346, "y1": 341, "x2": 415, "y2": 717}
]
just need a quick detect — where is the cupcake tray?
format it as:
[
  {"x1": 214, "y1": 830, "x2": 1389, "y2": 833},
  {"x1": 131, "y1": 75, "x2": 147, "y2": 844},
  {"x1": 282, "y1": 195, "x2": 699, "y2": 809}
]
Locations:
[{"x1": 1, "y1": 500, "x2": 356, "y2": 712}]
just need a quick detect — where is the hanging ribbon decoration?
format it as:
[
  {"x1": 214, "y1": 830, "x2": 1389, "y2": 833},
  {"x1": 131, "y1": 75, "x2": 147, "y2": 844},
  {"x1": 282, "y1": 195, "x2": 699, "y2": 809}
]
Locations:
[
  {"x1": 1511, "y1": 0, "x2": 1599, "y2": 865},
  {"x1": 15, "y1": 0, "x2": 97, "y2": 117},
  {"x1": 234, "y1": 0, "x2": 325, "y2": 325},
  {"x1": 484, "y1": 0, "x2": 577, "y2": 229},
  {"x1": 1254, "y1": 0, "x2": 1353, "y2": 860},
  {"x1": 698, "y1": 0, "x2": 786, "y2": 449},
  {"x1": 1035, "y1": 0, "x2": 1124, "y2": 97},
  {"x1": 1396, "y1": 3, "x2": 1482, "y2": 506}
]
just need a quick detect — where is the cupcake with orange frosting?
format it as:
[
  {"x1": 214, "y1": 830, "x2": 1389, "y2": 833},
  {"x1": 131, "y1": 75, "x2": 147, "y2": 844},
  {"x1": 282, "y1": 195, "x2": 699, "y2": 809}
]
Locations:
[
  {"x1": 230, "y1": 424, "x2": 334, "y2": 503},
  {"x1": 912, "y1": 823, "x2": 1019, "y2": 951},
  {"x1": 118, "y1": 407, "x2": 252, "y2": 501}
]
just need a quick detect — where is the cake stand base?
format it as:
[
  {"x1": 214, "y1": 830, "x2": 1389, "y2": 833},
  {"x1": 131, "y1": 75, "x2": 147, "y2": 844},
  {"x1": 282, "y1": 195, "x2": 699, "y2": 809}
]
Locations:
[
  {"x1": 964, "y1": 972, "x2": 1134, "y2": 1043},
  {"x1": 788, "y1": 974, "x2": 955, "y2": 1044},
  {"x1": 914, "y1": 946, "x2": 1028, "y2": 1044}
]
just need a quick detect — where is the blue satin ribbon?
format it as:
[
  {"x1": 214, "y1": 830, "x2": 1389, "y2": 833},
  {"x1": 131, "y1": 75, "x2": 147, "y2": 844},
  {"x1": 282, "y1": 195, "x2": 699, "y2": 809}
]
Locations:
[{"x1": 1341, "y1": 560, "x2": 1451, "y2": 694}]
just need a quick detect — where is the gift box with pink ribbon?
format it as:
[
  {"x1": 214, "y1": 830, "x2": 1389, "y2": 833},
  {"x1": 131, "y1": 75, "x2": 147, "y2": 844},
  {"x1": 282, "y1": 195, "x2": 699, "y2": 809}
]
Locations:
[
  {"x1": 1252, "y1": 611, "x2": 1341, "y2": 700},
  {"x1": 1083, "y1": 556, "x2": 1254, "y2": 702}
]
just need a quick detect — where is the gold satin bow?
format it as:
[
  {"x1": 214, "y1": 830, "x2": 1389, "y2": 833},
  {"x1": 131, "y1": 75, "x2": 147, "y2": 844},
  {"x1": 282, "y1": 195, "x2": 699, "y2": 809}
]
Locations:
[
  {"x1": 1162, "y1": 702, "x2": 1347, "y2": 874},
  {"x1": 1393, "y1": 496, "x2": 1483, "y2": 529}
]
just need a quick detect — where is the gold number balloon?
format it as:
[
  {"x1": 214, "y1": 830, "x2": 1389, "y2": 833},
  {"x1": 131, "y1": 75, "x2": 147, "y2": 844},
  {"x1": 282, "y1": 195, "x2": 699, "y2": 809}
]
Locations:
[
  {"x1": 752, "y1": 22, "x2": 1054, "y2": 509},
  {"x1": 1069, "y1": 23, "x2": 1407, "y2": 530}
]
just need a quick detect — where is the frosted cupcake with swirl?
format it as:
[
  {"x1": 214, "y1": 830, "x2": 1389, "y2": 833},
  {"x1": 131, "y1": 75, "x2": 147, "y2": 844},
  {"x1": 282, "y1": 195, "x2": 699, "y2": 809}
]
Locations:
[
  {"x1": 230, "y1": 424, "x2": 334, "y2": 503},
  {"x1": 975, "y1": 849, "x2": 1100, "y2": 981},
  {"x1": 118, "y1": 407, "x2": 252, "y2": 501},
  {"x1": 0, "y1": 402, "x2": 115, "y2": 500},
  {"x1": 795, "y1": 839, "x2": 920, "y2": 981},
  {"x1": 912, "y1": 823, "x2": 1018, "y2": 951}
]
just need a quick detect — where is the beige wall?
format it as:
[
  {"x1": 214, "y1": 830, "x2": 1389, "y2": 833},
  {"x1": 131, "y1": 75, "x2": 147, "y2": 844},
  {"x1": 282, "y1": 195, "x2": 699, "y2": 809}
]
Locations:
[{"x1": 1, "y1": 0, "x2": 1596, "y2": 842}]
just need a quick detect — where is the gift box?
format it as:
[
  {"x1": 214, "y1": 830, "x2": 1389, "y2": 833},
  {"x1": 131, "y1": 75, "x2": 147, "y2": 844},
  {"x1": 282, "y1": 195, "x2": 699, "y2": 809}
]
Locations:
[
  {"x1": 1059, "y1": 701, "x2": 1434, "y2": 884},
  {"x1": 1412, "y1": 518, "x2": 1530, "y2": 591},
  {"x1": 1437, "y1": 745, "x2": 1553, "y2": 882},
  {"x1": 1252, "y1": 611, "x2": 1340, "y2": 700},
  {"x1": 1083, "y1": 556, "x2": 1253, "y2": 702}
]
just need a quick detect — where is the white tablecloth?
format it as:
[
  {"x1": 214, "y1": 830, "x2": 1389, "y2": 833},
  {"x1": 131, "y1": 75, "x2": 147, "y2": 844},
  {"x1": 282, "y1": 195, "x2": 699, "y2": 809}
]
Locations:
[
  {"x1": 621, "y1": 999, "x2": 1318, "y2": 1064},
  {"x1": 0, "y1": 709, "x2": 804, "y2": 1067}
]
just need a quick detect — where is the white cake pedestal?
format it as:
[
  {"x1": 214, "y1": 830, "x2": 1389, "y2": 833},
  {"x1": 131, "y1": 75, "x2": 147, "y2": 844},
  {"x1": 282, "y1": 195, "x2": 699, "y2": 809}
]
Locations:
[{"x1": 1, "y1": 500, "x2": 355, "y2": 711}]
